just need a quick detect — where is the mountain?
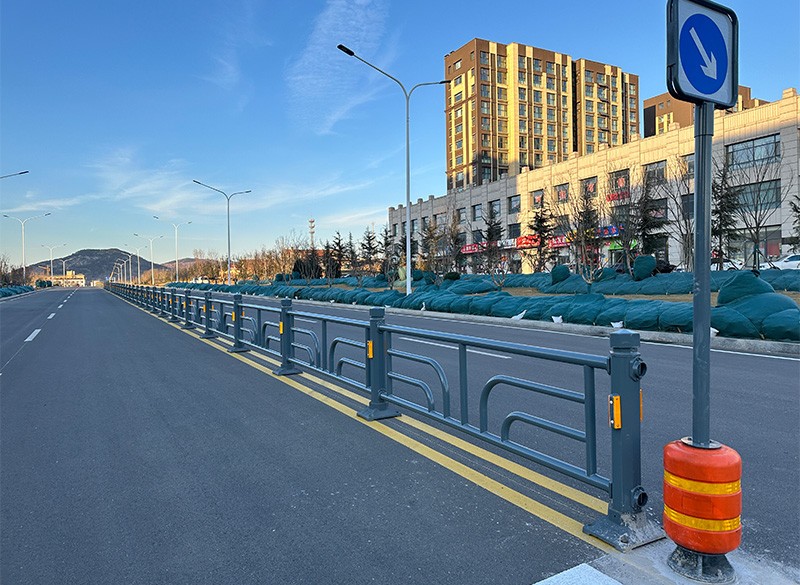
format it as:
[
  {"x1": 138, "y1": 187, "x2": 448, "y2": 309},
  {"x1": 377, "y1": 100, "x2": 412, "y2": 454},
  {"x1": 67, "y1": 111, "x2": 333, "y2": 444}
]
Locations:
[{"x1": 26, "y1": 248, "x2": 171, "y2": 285}]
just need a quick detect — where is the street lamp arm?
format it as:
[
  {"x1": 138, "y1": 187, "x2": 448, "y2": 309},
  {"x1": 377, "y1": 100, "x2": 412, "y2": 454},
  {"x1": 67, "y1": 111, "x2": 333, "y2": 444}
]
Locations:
[
  {"x1": 0, "y1": 170, "x2": 29, "y2": 179},
  {"x1": 229, "y1": 190, "x2": 251, "y2": 198},
  {"x1": 193, "y1": 179, "x2": 227, "y2": 197},
  {"x1": 337, "y1": 44, "x2": 409, "y2": 98}
]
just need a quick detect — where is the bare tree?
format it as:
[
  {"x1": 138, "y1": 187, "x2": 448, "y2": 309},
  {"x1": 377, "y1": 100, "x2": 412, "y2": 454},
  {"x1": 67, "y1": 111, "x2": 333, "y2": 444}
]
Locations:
[
  {"x1": 522, "y1": 192, "x2": 557, "y2": 273},
  {"x1": 663, "y1": 156, "x2": 696, "y2": 271},
  {"x1": 724, "y1": 137, "x2": 794, "y2": 269}
]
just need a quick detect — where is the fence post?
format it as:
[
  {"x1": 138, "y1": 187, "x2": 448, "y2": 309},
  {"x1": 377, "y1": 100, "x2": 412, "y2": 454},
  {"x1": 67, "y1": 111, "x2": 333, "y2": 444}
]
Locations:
[
  {"x1": 228, "y1": 294, "x2": 248, "y2": 353},
  {"x1": 181, "y1": 289, "x2": 195, "y2": 329},
  {"x1": 273, "y1": 299, "x2": 301, "y2": 375},
  {"x1": 357, "y1": 307, "x2": 400, "y2": 421},
  {"x1": 200, "y1": 292, "x2": 216, "y2": 339},
  {"x1": 168, "y1": 288, "x2": 179, "y2": 322},
  {"x1": 147, "y1": 286, "x2": 156, "y2": 313},
  {"x1": 157, "y1": 288, "x2": 166, "y2": 316},
  {"x1": 583, "y1": 329, "x2": 663, "y2": 551}
]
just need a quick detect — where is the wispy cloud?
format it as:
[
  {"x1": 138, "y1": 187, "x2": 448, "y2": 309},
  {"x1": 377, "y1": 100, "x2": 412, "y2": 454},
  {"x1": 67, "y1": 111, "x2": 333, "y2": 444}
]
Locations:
[
  {"x1": 317, "y1": 206, "x2": 388, "y2": 230},
  {"x1": 286, "y1": 0, "x2": 391, "y2": 134},
  {"x1": 1, "y1": 193, "x2": 103, "y2": 214}
]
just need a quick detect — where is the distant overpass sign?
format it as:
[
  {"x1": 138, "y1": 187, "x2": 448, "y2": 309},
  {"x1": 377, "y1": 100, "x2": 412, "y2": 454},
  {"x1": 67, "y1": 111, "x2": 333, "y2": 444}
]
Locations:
[{"x1": 667, "y1": 0, "x2": 738, "y2": 108}]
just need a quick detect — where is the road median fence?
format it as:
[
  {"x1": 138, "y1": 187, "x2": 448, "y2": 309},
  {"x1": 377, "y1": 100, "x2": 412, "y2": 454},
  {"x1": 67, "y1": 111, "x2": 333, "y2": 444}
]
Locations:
[{"x1": 108, "y1": 282, "x2": 664, "y2": 551}]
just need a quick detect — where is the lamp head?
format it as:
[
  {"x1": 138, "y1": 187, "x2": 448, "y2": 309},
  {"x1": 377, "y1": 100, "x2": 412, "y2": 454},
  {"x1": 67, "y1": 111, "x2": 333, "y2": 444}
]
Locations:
[{"x1": 337, "y1": 44, "x2": 355, "y2": 57}]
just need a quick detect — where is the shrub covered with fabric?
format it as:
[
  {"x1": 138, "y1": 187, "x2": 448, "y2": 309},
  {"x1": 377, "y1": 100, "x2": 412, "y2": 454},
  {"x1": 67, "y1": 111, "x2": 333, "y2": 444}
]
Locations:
[
  {"x1": 659, "y1": 303, "x2": 694, "y2": 333},
  {"x1": 761, "y1": 309, "x2": 800, "y2": 341},
  {"x1": 716, "y1": 270, "x2": 774, "y2": 304},
  {"x1": 446, "y1": 279, "x2": 497, "y2": 295},
  {"x1": 632, "y1": 255, "x2": 657, "y2": 281},
  {"x1": 551, "y1": 264, "x2": 570, "y2": 284}
]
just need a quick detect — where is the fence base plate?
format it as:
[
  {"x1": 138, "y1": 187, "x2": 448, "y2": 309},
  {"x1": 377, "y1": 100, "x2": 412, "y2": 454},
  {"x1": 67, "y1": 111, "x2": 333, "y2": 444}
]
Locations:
[
  {"x1": 273, "y1": 364, "x2": 302, "y2": 376},
  {"x1": 357, "y1": 404, "x2": 401, "y2": 421},
  {"x1": 228, "y1": 345, "x2": 249, "y2": 354},
  {"x1": 583, "y1": 509, "x2": 665, "y2": 552},
  {"x1": 181, "y1": 324, "x2": 196, "y2": 330},
  {"x1": 200, "y1": 332, "x2": 217, "y2": 339}
]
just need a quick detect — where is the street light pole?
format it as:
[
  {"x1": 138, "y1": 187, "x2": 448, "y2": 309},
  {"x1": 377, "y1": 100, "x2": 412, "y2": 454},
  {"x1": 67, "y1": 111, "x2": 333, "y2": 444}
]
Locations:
[
  {"x1": 134, "y1": 246, "x2": 147, "y2": 285},
  {"x1": 192, "y1": 180, "x2": 251, "y2": 285},
  {"x1": 337, "y1": 44, "x2": 447, "y2": 296},
  {"x1": 154, "y1": 216, "x2": 191, "y2": 282},
  {"x1": 3, "y1": 213, "x2": 51, "y2": 284},
  {"x1": 134, "y1": 233, "x2": 164, "y2": 286},
  {"x1": 60, "y1": 259, "x2": 67, "y2": 277},
  {"x1": 42, "y1": 243, "x2": 66, "y2": 279}
]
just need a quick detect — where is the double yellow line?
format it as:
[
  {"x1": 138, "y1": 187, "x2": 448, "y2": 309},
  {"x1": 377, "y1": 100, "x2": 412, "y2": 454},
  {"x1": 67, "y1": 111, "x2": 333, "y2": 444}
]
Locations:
[{"x1": 117, "y1": 292, "x2": 615, "y2": 553}]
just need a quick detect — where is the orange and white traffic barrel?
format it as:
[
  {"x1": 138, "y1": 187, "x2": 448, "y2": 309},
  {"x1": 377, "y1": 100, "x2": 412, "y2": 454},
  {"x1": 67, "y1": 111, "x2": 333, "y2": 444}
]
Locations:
[{"x1": 663, "y1": 440, "x2": 742, "y2": 555}]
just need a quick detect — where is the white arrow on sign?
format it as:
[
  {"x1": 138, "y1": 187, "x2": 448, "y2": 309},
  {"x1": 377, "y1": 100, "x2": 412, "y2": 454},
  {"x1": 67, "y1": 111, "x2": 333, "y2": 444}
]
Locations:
[{"x1": 689, "y1": 27, "x2": 717, "y2": 79}]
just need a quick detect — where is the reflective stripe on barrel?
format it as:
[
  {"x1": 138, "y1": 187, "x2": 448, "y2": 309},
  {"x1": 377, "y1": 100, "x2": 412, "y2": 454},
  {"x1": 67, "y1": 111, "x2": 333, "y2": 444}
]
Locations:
[{"x1": 663, "y1": 440, "x2": 742, "y2": 555}]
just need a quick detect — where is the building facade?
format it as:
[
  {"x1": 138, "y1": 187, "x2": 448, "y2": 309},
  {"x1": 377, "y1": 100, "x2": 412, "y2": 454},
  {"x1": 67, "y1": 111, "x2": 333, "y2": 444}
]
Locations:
[
  {"x1": 443, "y1": 39, "x2": 639, "y2": 192},
  {"x1": 391, "y1": 88, "x2": 799, "y2": 273},
  {"x1": 643, "y1": 86, "x2": 767, "y2": 137}
]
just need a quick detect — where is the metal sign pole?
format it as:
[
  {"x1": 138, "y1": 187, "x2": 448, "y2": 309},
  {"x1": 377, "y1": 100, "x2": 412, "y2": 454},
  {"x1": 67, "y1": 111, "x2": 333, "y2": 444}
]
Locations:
[{"x1": 692, "y1": 101, "x2": 714, "y2": 449}]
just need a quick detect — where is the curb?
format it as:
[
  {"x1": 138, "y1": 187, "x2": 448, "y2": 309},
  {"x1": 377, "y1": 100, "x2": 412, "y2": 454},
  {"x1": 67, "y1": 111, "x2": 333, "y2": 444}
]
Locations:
[{"x1": 290, "y1": 298, "x2": 800, "y2": 358}]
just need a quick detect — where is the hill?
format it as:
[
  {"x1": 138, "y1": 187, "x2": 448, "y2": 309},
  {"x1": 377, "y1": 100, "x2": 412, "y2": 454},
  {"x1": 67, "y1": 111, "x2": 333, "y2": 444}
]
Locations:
[{"x1": 26, "y1": 248, "x2": 171, "y2": 285}]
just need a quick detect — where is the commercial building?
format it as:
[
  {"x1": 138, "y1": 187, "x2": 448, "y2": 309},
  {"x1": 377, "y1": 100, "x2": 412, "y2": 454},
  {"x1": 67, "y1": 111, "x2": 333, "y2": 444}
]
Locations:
[
  {"x1": 390, "y1": 88, "x2": 799, "y2": 272},
  {"x1": 51, "y1": 270, "x2": 87, "y2": 287},
  {"x1": 643, "y1": 85, "x2": 767, "y2": 137},
  {"x1": 443, "y1": 39, "x2": 639, "y2": 192}
]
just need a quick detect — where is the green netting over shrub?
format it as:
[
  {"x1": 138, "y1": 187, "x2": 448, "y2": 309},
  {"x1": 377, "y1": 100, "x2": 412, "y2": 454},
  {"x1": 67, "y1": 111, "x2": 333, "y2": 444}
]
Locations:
[
  {"x1": 659, "y1": 303, "x2": 694, "y2": 333},
  {"x1": 633, "y1": 255, "x2": 656, "y2": 281},
  {"x1": 710, "y1": 306, "x2": 762, "y2": 338},
  {"x1": 551, "y1": 265, "x2": 570, "y2": 284},
  {"x1": 563, "y1": 294, "x2": 607, "y2": 325},
  {"x1": 446, "y1": 280, "x2": 497, "y2": 295},
  {"x1": 760, "y1": 309, "x2": 800, "y2": 341},
  {"x1": 595, "y1": 301, "x2": 629, "y2": 326},
  {"x1": 488, "y1": 296, "x2": 529, "y2": 317},
  {"x1": 717, "y1": 271, "x2": 775, "y2": 304},
  {"x1": 725, "y1": 293, "x2": 798, "y2": 331},
  {"x1": 625, "y1": 300, "x2": 666, "y2": 330}
]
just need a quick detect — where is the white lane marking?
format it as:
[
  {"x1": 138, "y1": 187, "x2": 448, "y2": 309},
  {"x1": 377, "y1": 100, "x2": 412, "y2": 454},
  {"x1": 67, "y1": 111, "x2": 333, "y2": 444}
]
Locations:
[
  {"x1": 58, "y1": 305, "x2": 63, "y2": 309},
  {"x1": 25, "y1": 329, "x2": 41, "y2": 342},
  {"x1": 643, "y1": 342, "x2": 800, "y2": 361},
  {"x1": 398, "y1": 336, "x2": 511, "y2": 359},
  {"x1": 47, "y1": 313, "x2": 56, "y2": 319}
]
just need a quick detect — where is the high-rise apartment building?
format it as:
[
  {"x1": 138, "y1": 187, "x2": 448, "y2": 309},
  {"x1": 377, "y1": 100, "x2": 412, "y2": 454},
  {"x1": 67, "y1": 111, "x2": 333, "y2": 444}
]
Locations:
[
  {"x1": 642, "y1": 85, "x2": 767, "y2": 137},
  {"x1": 444, "y1": 39, "x2": 639, "y2": 192}
]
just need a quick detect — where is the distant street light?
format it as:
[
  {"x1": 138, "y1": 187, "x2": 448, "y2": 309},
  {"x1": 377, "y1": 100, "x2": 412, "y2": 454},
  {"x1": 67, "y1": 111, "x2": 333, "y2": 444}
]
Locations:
[
  {"x1": 121, "y1": 252, "x2": 133, "y2": 283},
  {"x1": 41, "y1": 243, "x2": 66, "y2": 279},
  {"x1": 133, "y1": 245, "x2": 148, "y2": 285},
  {"x1": 0, "y1": 170, "x2": 29, "y2": 180},
  {"x1": 337, "y1": 43, "x2": 448, "y2": 295},
  {"x1": 134, "y1": 233, "x2": 164, "y2": 286},
  {"x1": 154, "y1": 216, "x2": 192, "y2": 282},
  {"x1": 3, "y1": 212, "x2": 51, "y2": 283},
  {"x1": 60, "y1": 259, "x2": 67, "y2": 277},
  {"x1": 193, "y1": 180, "x2": 251, "y2": 285}
]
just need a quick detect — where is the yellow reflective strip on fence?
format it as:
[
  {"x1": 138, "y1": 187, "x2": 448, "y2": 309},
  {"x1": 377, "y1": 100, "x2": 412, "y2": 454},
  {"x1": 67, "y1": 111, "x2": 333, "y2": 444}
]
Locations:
[
  {"x1": 367, "y1": 340, "x2": 374, "y2": 359},
  {"x1": 663, "y1": 505, "x2": 741, "y2": 532},
  {"x1": 664, "y1": 471, "x2": 741, "y2": 495}
]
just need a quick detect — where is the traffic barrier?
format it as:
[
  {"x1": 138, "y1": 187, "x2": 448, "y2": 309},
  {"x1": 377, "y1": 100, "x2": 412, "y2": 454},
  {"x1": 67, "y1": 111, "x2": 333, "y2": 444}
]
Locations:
[
  {"x1": 663, "y1": 440, "x2": 742, "y2": 554},
  {"x1": 106, "y1": 283, "x2": 663, "y2": 551}
]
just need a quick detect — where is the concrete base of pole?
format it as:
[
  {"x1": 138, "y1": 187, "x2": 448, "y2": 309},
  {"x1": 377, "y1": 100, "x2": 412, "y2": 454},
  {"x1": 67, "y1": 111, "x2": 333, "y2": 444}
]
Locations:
[{"x1": 668, "y1": 545, "x2": 735, "y2": 583}]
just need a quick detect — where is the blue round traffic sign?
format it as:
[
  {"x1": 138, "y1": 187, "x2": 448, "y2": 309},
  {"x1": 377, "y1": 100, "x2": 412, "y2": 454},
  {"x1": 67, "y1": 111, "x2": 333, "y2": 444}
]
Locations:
[{"x1": 679, "y1": 13, "x2": 728, "y2": 95}]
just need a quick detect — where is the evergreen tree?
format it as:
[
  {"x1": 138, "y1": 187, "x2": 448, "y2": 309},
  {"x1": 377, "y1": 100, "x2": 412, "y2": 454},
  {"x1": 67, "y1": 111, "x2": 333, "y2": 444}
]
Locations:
[
  {"x1": 526, "y1": 204, "x2": 557, "y2": 272},
  {"x1": 711, "y1": 158, "x2": 741, "y2": 269},
  {"x1": 360, "y1": 226, "x2": 379, "y2": 275}
]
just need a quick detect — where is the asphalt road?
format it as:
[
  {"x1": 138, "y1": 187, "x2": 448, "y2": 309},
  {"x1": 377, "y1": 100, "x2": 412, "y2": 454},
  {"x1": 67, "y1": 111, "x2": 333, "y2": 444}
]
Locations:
[
  {"x1": 212, "y1": 292, "x2": 800, "y2": 570},
  {"x1": 1, "y1": 288, "x2": 609, "y2": 585}
]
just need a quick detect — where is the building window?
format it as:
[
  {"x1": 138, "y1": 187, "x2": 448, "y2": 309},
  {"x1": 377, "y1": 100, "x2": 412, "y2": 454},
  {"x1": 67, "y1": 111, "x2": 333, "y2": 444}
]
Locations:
[
  {"x1": 726, "y1": 134, "x2": 781, "y2": 168},
  {"x1": 454, "y1": 74, "x2": 463, "y2": 86},
  {"x1": 454, "y1": 59, "x2": 462, "y2": 70},
  {"x1": 597, "y1": 73, "x2": 606, "y2": 85},
  {"x1": 519, "y1": 104, "x2": 527, "y2": 116},
  {"x1": 507, "y1": 223, "x2": 521, "y2": 239},
  {"x1": 392, "y1": 224, "x2": 397, "y2": 236},
  {"x1": 598, "y1": 131, "x2": 607, "y2": 143},
  {"x1": 585, "y1": 70, "x2": 594, "y2": 82},
  {"x1": 546, "y1": 93, "x2": 556, "y2": 106},
  {"x1": 644, "y1": 160, "x2": 667, "y2": 186},
  {"x1": 533, "y1": 58, "x2": 542, "y2": 71},
  {"x1": 546, "y1": 61, "x2": 555, "y2": 74},
  {"x1": 455, "y1": 107, "x2": 462, "y2": 118},
  {"x1": 498, "y1": 104, "x2": 507, "y2": 116},
  {"x1": 547, "y1": 123, "x2": 555, "y2": 137},
  {"x1": 547, "y1": 109, "x2": 555, "y2": 121},
  {"x1": 490, "y1": 199, "x2": 501, "y2": 216},
  {"x1": 518, "y1": 87, "x2": 527, "y2": 101},
  {"x1": 533, "y1": 74, "x2": 542, "y2": 87},
  {"x1": 481, "y1": 117, "x2": 490, "y2": 130},
  {"x1": 455, "y1": 139, "x2": 463, "y2": 149},
  {"x1": 456, "y1": 171, "x2": 465, "y2": 187},
  {"x1": 481, "y1": 167, "x2": 492, "y2": 182},
  {"x1": 532, "y1": 189, "x2": 544, "y2": 208},
  {"x1": 585, "y1": 84, "x2": 594, "y2": 97},
  {"x1": 587, "y1": 144, "x2": 594, "y2": 153},
  {"x1": 458, "y1": 207, "x2": 466, "y2": 223},
  {"x1": 497, "y1": 71, "x2": 506, "y2": 84},
  {"x1": 683, "y1": 153, "x2": 695, "y2": 178},
  {"x1": 480, "y1": 68, "x2": 489, "y2": 81},
  {"x1": 598, "y1": 87, "x2": 608, "y2": 100},
  {"x1": 546, "y1": 76, "x2": 555, "y2": 90},
  {"x1": 581, "y1": 176, "x2": 598, "y2": 197},
  {"x1": 518, "y1": 71, "x2": 526, "y2": 84},
  {"x1": 480, "y1": 84, "x2": 490, "y2": 97},
  {"x1": 681, "y1": 193, "x2": 695, "y2": 219},
  {"x1": 480, "y1": 101, "x2": 490, "y2": 114},
  {"x1": 519, "y1": 119, "x2": 527, "y2": 132},
  {"x1": 547, "y1": 139, "x2": 556, "y2": 152},
  {"x1": 480, "y1": 51, "x2": 489, "y2": 65},
  {"x1": 738, "y1": 180, "x2": 781, "y2": 210},
  {"x1": 608, "y1": 169, "x2": 630, "y2": 201},
  {"x1": 518, "y1": 56, "x2": 526, "y2": 69},
  {"x1": 586, "y1": 114, "x2": 594, "y2": 127},
  {"x1": 472, "y1": 203, "x2": 483, "y2": 221},
  {"x1": 556, "y1": 183, "x2": 569, "y2": 203},
  {"x1": 586, "y1": 129, "x2": 594, "y2": 142},
  {"x1": 497, "y1": 87, "x2": 507, "y2": 100},
  {"x1": 508, "y1": 194, "x2": 521, "y2": 213},
  {"x1": 455, "y1": 155, "x2": 463, "y2": 165},
  {"x1": 534, "y1": 137, "x2": 542, "y2": 150},
  {"x1": 410, "y1": 219, "x2": 418, "y2": 233},
  {"x1": 472, "y1": 230, "x2": 484, "y2": 244},
  {"x1": 533, "y1": 106, "x2": 542, "y2": 119},
  {"x1": 533, "y1": 90, "x2": 542, "y2": 103},
  {"x1": 497, "y1": 55, "x2": 506, "y2": 69},
  {"x1": 455, "y1": 122, "x2": 462, "y2": 134},
  {"x1": 454, "y1": 91, "x2": 463, "y2": 102}
]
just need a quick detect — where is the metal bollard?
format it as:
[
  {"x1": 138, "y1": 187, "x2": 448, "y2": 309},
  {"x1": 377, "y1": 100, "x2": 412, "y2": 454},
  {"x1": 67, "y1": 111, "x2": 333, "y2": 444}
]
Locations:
[
  {"x1": 158, "y1": 288, "x2": 167, "y2": 316},
  {"x1": 228, "y1": 294, "x2": 248, "y2": 353},
  {"x1": 182, "y1": 289, "x2": 195, "y2": 329},
  {"x1": 357, "y1": 307, "x2": 400, "y2": 421},
  {"x1": 148, "y1": 286, "x2": 157, "y2": 313},
  {"x1": 583, "y1": 330, "x2": 662, "y2": 551},
  {"x1": 273, "y1": 299, "x2": 301, "y2": 375}
]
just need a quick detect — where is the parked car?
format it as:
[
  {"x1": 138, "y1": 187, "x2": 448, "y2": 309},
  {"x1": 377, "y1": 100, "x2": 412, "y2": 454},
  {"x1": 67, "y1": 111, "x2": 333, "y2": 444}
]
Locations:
[
  {"x1": 674, "y1": 258, "x2": 743, "y2": 272},
  {"x1": 759, "y1": 254, "x2": 800, "y2": 270}
]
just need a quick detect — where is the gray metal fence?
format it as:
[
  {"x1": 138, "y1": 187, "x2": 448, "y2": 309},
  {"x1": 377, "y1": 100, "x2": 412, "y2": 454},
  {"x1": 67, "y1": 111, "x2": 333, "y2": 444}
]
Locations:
[{"x1": 108, "y1": 283, "x2": 662, "y2": 551}]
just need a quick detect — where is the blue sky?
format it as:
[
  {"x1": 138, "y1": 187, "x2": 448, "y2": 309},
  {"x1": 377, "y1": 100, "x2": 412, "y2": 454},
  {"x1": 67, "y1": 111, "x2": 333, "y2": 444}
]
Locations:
[{"x1": 2, "y1": 0, "x2": 798, "y2": 266}]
